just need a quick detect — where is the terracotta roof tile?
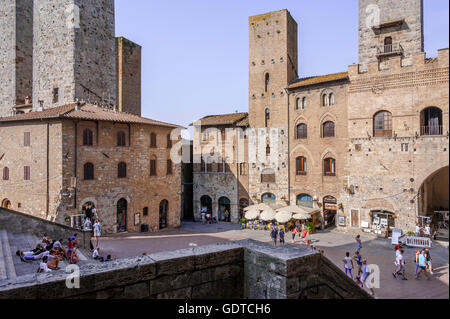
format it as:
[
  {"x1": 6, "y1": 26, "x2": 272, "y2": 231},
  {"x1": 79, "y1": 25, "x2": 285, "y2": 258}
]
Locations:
[
  {"x1": 0, "y1": 103, "x2": 183, "y2": 129},
  {"x1": 191, "y1": 112, "x2": 248, "y2": 127},
  {"x1": 288, "y1": 72, "x2": 349, "y2": 89}
]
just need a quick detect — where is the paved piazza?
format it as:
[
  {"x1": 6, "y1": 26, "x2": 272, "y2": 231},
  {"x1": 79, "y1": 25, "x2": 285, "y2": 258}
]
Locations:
[{"x1": 98, "y1": 222, "x2": 449, "y2": 299}]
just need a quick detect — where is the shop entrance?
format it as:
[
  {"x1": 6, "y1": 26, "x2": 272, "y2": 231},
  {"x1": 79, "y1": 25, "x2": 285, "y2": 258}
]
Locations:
[
  {"x1": 82, "y1": 202, "x2": 96, "y2": 220},
  {"x1": 117, "y1": 198, "x2": 128, "y2": 232},
  {"x1": 218, "y1": 197, "x2": 231, "y2": 222},
  {"x1": 371, "y1": 210, "x2": 396, "y2": 238},
  {"x1": 159, "y1": 200, "x2": 169, "y2": 229},
  {"x1": 323, "y1": 196, "x2": 337, "y2": 229}
]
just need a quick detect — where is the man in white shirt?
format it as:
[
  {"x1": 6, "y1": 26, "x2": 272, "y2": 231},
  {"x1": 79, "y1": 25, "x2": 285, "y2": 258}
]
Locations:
[
  {"x1": 393, "y1": 249, "x2": 407, "y2": 280},
  {"x1": 424, "y1": 225, "x2": 431, "y2": 238},
  {"x1": 38, "y1": 256, "x2": 52, "y2": 273}
]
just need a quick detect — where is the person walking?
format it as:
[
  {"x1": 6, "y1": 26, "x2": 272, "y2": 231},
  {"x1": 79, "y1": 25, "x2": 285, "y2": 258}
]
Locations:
[
  {"x1": 271, "y1": 227, "x2": 278, "y2": 246},
  {"x1": 393, "y1": 249, "x2": 407, "y2": 280},
  {"x1": 416, "y1": 250, "x2": 430, "y2": 280},
  {"x1": 279, "y1": 228, "x2": 285, "y2": 245},
  {"x1": 291, "y1": 226, "x2": 298, "y2": 244},
  {"x1": 354, "y1": 250, "x2": 363, "y2": 277},
  {"x1": 355, "y1": 235, "x2": 362, "y2": 251},
  {"x1": 414, "y1": 249, "x2": 421, "y2": 278},
  {"x1": 361, "y1": 260, "x2": 375, "y2": 297},
  {"x1": 424, "y1": 247, "x2": 434, "y2": 275},
  {"x1": 343, "y1": 252, "x2": 354, "y2": 279}
]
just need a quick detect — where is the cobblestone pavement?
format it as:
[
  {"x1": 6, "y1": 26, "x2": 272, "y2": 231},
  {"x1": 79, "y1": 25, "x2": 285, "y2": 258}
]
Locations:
[{"x1": 98, "y1": 222, "x2": 449, "y2": 299}]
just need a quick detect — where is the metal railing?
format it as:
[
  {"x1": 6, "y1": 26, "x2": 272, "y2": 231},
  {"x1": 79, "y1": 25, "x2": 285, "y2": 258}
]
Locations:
[
  {"x1": 420, "y1": 126, "x2": 443, "y2": 136},
  {"x1": 377, "y1": 43, "x2": 404, "y2": 57},
  {"x1": 404, "y1": 236, "x2": 432, "y2": 248}
]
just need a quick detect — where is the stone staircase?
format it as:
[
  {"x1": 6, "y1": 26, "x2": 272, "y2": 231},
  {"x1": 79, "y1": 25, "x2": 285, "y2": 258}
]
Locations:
[{"x1": 0, "y1": 229, "x2": 92, "y2": 283}]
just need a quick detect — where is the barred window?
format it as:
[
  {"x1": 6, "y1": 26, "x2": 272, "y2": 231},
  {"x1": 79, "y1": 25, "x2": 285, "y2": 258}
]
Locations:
[
  {"x1": 322, "y1": 121, "x2": 335, "y2": 138},
  {"x1": 296, "y1": 124, "x2": 307, "y2": 139}
]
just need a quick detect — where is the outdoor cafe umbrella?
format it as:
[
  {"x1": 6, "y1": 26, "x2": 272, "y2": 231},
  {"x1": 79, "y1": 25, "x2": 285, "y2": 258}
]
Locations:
[
  {"x1": 245, "y1": 210, "x2": 261, "y2": 220},
  {"x1": 275, "y1": 211, "x2": 293, "y2": 224},
  {"x1": 243, "y1": 203, "x2": 272, "y2": 212},
  {"x1": 292, "y1": 212, "x2": 312, "y2": 221},
  {"x1": 259, "y1": 209, "x2": 276, "y2": 222}
]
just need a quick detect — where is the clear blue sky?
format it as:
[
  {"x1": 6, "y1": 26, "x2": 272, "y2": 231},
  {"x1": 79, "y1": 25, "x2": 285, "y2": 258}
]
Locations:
[{"x1": 115, "y1": 0, "x2": 449, "y2": 128}]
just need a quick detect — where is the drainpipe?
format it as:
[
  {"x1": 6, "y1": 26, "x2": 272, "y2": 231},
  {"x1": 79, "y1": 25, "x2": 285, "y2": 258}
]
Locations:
[
  {"x1": 285, "y1": 87, "x2": 291, "y2": 205},
  {"x1": 73, "y1": 120, "x2": 78, "y2": 209},
  {"x1": 46, "y1": 122, "x2": 50, "y2": 219}
]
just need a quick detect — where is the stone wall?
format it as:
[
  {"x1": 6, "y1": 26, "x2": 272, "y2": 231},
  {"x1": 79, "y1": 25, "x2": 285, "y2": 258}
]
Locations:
[
  {"x1": 0, "y1": 240, "x2": 372, "y2": 299},
  {"x1": 0, "y1": 208, "x2": 91, "y2": 249},
  {"x1": 116, "y1": 37, "x2": 142, "y2": 116},
  {"x1": 0, "y1": 0, "x2": 33, "y2": 116},
  {"x1": 358, "y1": 0, "x2": 424, "y2": 71},
  {"x1": 33, "y1": 0, "x2": 117, "y2": 109}
]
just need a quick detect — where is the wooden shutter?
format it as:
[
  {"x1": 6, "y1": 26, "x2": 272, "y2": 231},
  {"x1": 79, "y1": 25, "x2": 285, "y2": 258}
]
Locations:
[{"x1": 24, "y1": 132, "x2": 30, "y2": 147}]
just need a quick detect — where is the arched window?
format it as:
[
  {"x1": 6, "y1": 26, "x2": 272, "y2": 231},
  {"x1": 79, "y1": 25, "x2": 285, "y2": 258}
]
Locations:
[
  {"x1": 150, "y1": 133, "x2": 157, "y2": 148},
  {"x1": 265, "y1": 108, "x2": 270, "y2": 127},
  {"x1": 296, "y1": 97, "x2": 307, "y2": 110},
  {"x1": 302, "y1": 97, "x2": 307, "y2": 109},
  {"x1": 296, "y1": 157, "x2": 307, "y2": 175},
  {"x1": 118, "y1": 162, "x2": 127, "y2": 178},
  {"x1": 322, "y1": 121, "x2": 335, "y2": 138},
  {"x1": 84, "y1": 163, "x2": 94, "y2": 180},
  {"x1": 420, "y1": 107, "x2": 443, "y2": 136},
  {"x1": 296, "y1": 123, "x2": 307, "y2": 139},
  {"x1": 2, "y1": 167, "x2": 9, "y2": 181},
  {"x1": 322, "y1": 94, "x2": 329, "y2": 107},
  {"x1": 324, "y1": 158, "x2": 336, "y2": 176},
  {"x1": 117, "y1": 131, "x2": 126, "y2": 147},
  {"x1": 329, "y1": 93, "x2": 335, "y2": 106},
  {"x1": 297, "y1": 194, "x2": 313, "y2": 208},
  {"x1": 262, "y1": 193, "x2": 276, "y2": 204},
  {"x1": 384, "y1": 37, "x2": 393, "y2": 53},
  {"x1": 83, "y1": 129, "x2": 93, "y2": 146},
  {"x1": 265, "y1": 73, "x2": 270, "y2": 92},
  {"x1": 373, "y1": 111, "x2": 392, "y2": 137}
]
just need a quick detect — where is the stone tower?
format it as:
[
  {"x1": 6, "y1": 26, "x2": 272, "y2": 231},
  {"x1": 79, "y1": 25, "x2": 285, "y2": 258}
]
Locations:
[
  {"x1": 32, "y1": 0, "x2": 117, "y2": 110},
  {"x1": 358, "y1": 0, "x2": 424, "y2": 71},
  {"x1": 0, "y1": 0, "x2": 33, "y2": 117},
  {"x1": 117, "y1": 37, "x2": 142, "y2": 116},
  {"x1": 248, "y1": 10, "x2": 298, "y2": 206}
]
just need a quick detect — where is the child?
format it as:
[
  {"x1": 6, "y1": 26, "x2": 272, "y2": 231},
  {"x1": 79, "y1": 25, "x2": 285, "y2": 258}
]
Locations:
[{"x1": 279, "y1": 228, "x2": 285, "y2": 245}]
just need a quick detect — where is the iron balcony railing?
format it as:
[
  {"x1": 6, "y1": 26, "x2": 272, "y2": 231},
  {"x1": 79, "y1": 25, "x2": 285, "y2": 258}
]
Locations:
[
  {"x1": 377, "y1": 43, "x2": 404, "y2": 58},
  {"x1": 421, "y1": 126, "x2": 443, "y2": 136}
]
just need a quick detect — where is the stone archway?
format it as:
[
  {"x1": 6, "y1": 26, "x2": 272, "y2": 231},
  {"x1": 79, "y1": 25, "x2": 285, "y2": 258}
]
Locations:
[
  {"x1": 117, "y1": 198, "x2": 128, "y2": 232},
  {"x1": 1, "y1": 199, "x2": 11, "y2": 209},
  {"x1": 418, "y1": 166, "x2": 449, "y2": 219}
]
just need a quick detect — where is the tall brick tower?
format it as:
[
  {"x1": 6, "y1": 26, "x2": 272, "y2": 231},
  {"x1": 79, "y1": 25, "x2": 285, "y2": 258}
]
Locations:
[
  {"x1": 32, "y1": 0, "x2": 117, "y2": 110},
  {"x1": 248, "y1": 10, "x2": 298, "y2": 206},
  {"x1": 0, "y1": 0, "x2": 33, "y2": 117},
  {"x1": 358, "y1": 0, "x2": 424, "y2": 71}
]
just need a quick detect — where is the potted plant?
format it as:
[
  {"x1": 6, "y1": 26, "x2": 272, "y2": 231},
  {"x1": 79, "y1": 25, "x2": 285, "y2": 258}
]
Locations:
[
  {"x1": 240, "y1": 218, "x2": 247, "y2": 229},
  {"x1": 305, "y1": 221, "x2": 316, "y2": 234}
]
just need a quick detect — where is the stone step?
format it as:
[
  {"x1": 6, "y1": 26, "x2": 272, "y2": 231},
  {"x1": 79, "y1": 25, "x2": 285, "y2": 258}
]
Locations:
[
  {"x1": 0, "y1": 231, "x2": 7, "y2": 280},
  {"x1": 0, "y1": 230, "x2": 17, "y2": 280}
]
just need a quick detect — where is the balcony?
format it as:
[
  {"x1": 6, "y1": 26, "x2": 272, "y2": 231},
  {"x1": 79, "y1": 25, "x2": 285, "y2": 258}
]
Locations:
[
  {"x1": 377, "y1": 43, "x2": 404, "y2": 59},
  {"x1": 421, "y1": 126, "x2": 443, "y2": 136}
]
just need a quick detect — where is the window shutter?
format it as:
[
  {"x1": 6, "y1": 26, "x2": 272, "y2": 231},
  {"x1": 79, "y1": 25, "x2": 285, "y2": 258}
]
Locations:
[{"x1": 24, "y1": 132, "x2": 30, "y2": 147}]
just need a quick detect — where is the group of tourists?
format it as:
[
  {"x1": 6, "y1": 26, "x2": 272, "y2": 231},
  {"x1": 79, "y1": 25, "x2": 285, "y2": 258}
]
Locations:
[
  {"x1": 16, "y1": 233, "x2": 81, "y2": 273},
  {"x1": 270, "y1": 222, "x2": 310, "y2": 246},
  {"x1": 342, "y1": 235, "x2": 375, "y2": 296},
  {"x1": 415, "y1": 223, "x2": 432, "y2": 238},
  {"x1": 392, "y1": 243, "x2": 434, "y2": 281}
]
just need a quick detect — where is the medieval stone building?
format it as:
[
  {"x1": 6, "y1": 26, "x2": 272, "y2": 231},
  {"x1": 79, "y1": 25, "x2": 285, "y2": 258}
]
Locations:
[
  {"x1": 192, "y1": 0, "x2": 449, "y2": 233},
  {"x1": 0, "y1": 0, "x2": 182, "y2": 233}
]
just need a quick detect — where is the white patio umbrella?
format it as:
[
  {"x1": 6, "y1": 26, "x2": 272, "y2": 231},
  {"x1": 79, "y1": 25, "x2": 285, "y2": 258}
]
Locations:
[
  {"x1": 275, "y1": 211, "x2": 293, "y2": 224},
  {"x1": 292, "y1": 212, "x2": 312, "y2": 221},
  {"x1": 243, "y1": 203, "x2": 272, "y2": 212},
  {"x1": 245, "y1": 210, "x2": 261, "y2": 220},
  {"x1": 259, "y1": 209, "x2": 276, "y2": 221}
]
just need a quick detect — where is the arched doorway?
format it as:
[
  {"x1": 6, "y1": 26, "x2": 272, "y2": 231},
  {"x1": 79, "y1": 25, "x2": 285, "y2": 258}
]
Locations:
[
  {"x1": 200, "y1": 195, "x2": 213, "y2": 214},
  {"x1": 261, "y1": 193, "x2": 276, "y2": 204},
  {"x1": 1, "y1": 199, "x2": 11, "y2": 209},
  {"x1": 323, "y1": 196, "x2": 338, "y2": 229},
  {"x1": 218, "y1": 197, "x2": 231, "y2": 222},
  {"x1": 117, "y1": 198, "x2": 128, "y2": 232},
  {"x1": 159, "y1": 200, "x2": 169, "y2": 229},
  {"x1": 419, "y1": 166, "x2": 449, "y2": 238},
  {"x1": 239, "y1": 198, "x2": 249, "y2": 220},
  {"x1": 82, "y1": 202, "x2": 96, "y2": 220}
]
